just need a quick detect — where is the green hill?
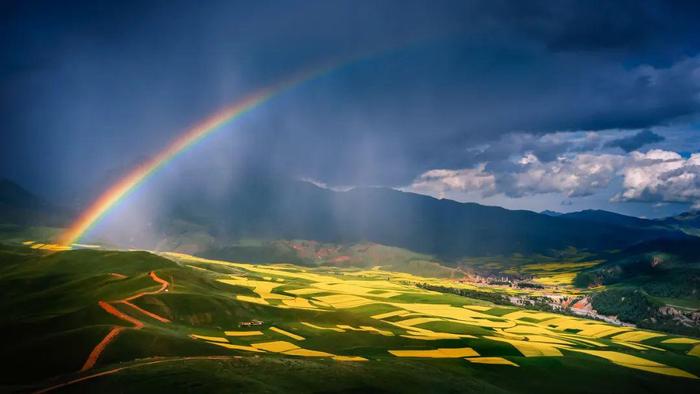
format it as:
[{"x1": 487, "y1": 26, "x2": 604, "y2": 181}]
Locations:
[
  {"x1": 199, "y1": 240, "x2": 457, "y2": 278},
  {"x1": 573, "y1": 238, "x2": 700, "y2": 335},
  {"x1": 1, "y1": 245, "x2": 699, "y2": 393}
]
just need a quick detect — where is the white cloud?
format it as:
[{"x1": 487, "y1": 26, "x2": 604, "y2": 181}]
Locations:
[
  {"x1": 505, "y1": 153, "x2": 624, "y2": 197},
  {"x1": 406, "y1": 148, "x2": 700, "y2": 208},
  {"x1": 408, "y1": 164, "x2": 496, "y2": 199},
  {"x1": 614, "y1": 149, "x2": 700, "y2": 207},
  {"x1": 407, "y1": 153, "x2": 623, "y2": 199}
]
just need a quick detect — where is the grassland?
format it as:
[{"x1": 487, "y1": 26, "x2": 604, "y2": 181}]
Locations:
[{"x1": 0, "y1": 243, "x2": 699, "y2": 393}]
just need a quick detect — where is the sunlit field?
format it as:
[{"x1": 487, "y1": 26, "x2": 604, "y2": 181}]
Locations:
[
  {"x1": 3, "y1": 244, "x2": 697, "y2": 393},
  {"x1": 165, "y1": 252, "x2": 698, "y2": 379}
]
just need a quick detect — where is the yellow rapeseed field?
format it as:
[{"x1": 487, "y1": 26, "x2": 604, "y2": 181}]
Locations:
[
  {"x1": 252, "y1": 341, "x2": 299, "y2": 352},
  {"x1": 466, "y1": 357, "x2": 519, "y2": 366},
  {"x1": 332, "y1": 356, "x2": 369, "y2": 362},
  {"x1": 270, "y1": 327, "x2": 305, "y2": 341},
  {"x1": 689, "y1": 345, "x2": 700, "y2": 357},
  {"x1": 371, "y1": 310, "x2": 410, "y2": 320},
  {"x1": 484, "y1": 336, "x2": 564, "y2": 357},
  {"x1": 224, "y1": 330, "x2": 264, "y2": 337},
  {"x1": 389, "y1": 347, "x2": 479, "y2": 358},
  {"x1": 190, "y1": 334, "x2": 228, "y2": 343},
  {"x1": 612, "y1": 331, "x2": 665, "y2": 342},
  {"x1": 206, "y1": 342, "x2": 265, "y2": 353},
  {"x1": 566, "y1": 349, "x2": 698, "y2": 379},
  {"x1": 301, "y1": 322, "x2": 346, "y2": 332},
  {"x1": 662, "y1": 338, "x2": 700, "y2": 344},
  {"x1": 163, "y1": 252, "x2": 699, "y2": 380}
]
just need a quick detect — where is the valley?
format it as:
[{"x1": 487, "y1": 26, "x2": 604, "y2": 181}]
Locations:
[
  {"x1": 1, "y1": 242, "x2": 699, "y2": 393},
  {"x1": 1, "y1": 180, "x2": 700, "y2": 392}
]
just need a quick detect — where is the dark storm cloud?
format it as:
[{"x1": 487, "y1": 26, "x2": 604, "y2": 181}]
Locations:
[
  {"x1": 605, "y1": 129, "x2": 665, "y2": 152},
  {"x1": 464, "y1": 132, "x2": 601, "y2": 166},
  {"x1": 482, "y1": 0, "x2": 657, "y2": 51},
  {"x1": 484, "y1": 0, "x2": 700, "y2": 56},
  {"x1": 1, "y1": 0, "x2": 700, "y2": 203}
]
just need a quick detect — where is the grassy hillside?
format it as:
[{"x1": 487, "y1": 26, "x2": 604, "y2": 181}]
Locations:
[
  {"x1": 659, "y1": 211, "x2": 700, "y2": 237},
  {"x1": 572, "y1": 238, "x2": 700, "y2": 335},
  {"x1": 1, "y1": 244, "x2": 699, "y2": 393},
  {"x1": 574, "y1": 238, "x2": 700, "y2": 296},
  {"x1": 199, "y1": 240, "x2": 457, "y2": 278}
]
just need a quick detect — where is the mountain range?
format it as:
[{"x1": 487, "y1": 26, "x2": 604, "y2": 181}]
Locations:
[
  {"x1": 163, "y1": 177, "x2": 697, "y2": 260},
  {"x1": 2, "y1": 177, "x2": 699, "y2": 261}
]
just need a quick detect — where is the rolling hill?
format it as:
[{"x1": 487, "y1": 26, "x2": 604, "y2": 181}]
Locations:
[{"x1": 1, "y1": 245, "x2": 699, "y2": 393}]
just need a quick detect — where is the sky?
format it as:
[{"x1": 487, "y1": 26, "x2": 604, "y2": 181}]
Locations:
[{"x1": 2, "y1": 0, "x2": 700, "y2": 218}]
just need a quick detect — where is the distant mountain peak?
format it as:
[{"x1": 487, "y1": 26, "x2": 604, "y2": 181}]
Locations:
[
  {"x1": 0, "y1": 178, "x2": 70, "y2": 226},
  {"x1": 540, "y1": 210, "x2": 563, "y2": 217},
  {"x1": 0, "y1": 179, "x2": 45, "y2": 208}
]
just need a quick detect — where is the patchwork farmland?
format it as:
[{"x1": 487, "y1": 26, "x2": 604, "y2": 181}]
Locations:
[{"x1": 1, "y1": 245, "x2": 699, "y2": 393}]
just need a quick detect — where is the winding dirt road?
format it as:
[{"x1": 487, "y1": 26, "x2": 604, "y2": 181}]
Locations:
[{"x1": 80, "y1": 271, "x2": 170, "y2": 372}]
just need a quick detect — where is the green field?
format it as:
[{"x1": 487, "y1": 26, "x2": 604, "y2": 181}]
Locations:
[{"x1": 1, "y1": 243, "x2": 699, "y2": 393}]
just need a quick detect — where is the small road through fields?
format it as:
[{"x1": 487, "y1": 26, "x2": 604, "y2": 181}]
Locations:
[{"x1": 80, "y1": 271, "x2": 170, "y2": 372}]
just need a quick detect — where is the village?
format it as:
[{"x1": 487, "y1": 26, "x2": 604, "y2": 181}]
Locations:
[{"x1": 449, "y1": 272, "x2": 632, "y2": 327}]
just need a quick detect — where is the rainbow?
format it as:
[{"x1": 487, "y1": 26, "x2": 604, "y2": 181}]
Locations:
[{"x1": 57, "y1": 62, "x2": 338, "y2": 246}]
